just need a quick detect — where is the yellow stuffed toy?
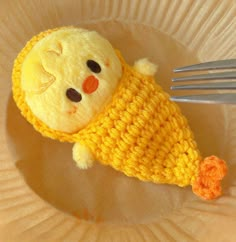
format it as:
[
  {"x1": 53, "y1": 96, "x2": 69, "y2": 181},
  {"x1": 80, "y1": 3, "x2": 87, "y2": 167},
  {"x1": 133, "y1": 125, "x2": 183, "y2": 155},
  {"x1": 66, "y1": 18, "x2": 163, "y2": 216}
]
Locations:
[{"x1": 12, "y1": 26, "x2": 227, "y2": 200}]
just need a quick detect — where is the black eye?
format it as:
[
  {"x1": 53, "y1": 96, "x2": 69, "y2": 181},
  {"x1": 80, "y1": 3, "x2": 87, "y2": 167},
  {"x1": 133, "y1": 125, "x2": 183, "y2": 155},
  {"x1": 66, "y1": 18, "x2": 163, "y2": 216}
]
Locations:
[
  {"x1": 87, "y1": 60, "x2": 101, "y2": 73},
  {"x1": 66, "y1": 88, "x2": 82, "y2": 102}
]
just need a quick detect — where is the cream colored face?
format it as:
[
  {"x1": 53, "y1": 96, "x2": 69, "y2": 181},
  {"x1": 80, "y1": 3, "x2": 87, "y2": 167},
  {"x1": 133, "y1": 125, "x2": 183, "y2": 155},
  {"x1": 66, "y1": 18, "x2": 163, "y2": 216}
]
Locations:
[{"x1": 21, "y1": 28, "x2": 122, "y2": 133}]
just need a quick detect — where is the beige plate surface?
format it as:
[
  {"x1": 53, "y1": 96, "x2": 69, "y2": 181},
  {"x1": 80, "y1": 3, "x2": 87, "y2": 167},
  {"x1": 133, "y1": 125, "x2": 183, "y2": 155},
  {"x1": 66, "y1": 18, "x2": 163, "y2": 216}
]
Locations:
[{"x1": 0, "y1": 0, "x2": 236, "y2": 241}]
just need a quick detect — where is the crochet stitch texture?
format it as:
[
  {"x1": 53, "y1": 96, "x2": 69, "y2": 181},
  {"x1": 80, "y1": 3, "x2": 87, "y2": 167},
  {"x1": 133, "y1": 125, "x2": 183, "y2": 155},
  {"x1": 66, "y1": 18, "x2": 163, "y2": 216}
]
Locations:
[{"x1": 78, "y1": 53, "x2": 200, "y2": 187}]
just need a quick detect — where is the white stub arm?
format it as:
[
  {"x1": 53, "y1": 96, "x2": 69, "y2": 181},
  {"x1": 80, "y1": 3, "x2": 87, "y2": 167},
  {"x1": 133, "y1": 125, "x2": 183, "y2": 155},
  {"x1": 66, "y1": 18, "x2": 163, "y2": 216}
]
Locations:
[
  {"x1": 72, "y1": 142, "x2": 94, "y2": 169},
  {"x1": 133, "y1": 58, "x2": 158, "y2": 76}
]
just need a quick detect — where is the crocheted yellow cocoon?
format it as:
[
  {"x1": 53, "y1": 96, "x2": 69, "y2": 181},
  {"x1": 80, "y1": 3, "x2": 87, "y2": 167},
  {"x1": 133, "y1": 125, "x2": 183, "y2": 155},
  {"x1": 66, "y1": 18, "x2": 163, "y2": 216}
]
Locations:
[{"x1": 12, "y1": 27, "x2": 227, "y2": 200}]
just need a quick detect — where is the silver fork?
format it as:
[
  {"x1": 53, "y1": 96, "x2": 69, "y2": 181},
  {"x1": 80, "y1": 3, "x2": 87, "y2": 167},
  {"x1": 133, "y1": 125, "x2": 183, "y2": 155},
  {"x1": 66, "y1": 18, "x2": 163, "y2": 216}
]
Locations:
[{"x1": 170, "y1": 59, "x2": 236, "y2": 104}]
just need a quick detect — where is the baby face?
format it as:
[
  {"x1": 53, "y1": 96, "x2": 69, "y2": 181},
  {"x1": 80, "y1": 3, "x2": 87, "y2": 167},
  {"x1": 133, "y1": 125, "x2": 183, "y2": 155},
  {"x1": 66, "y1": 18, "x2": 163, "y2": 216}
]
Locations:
[{"x1": 21, "y1": 28, "x2": 122, "y2": 133}]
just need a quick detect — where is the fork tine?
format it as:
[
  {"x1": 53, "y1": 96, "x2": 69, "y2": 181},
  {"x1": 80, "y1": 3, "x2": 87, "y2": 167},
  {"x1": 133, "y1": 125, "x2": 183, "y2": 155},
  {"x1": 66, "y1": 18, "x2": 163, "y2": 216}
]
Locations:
[
  {"x1": 174, "y1": 59, "x2": 236, "y2": 73},
  {"x1": 170, "y1": 93, "x2": 236, "y2": 104},
  {"x1": 171, "y1": 81, "x2": 236, "y2": 90},
  {"x1": 172, "y1": 71, "x2": 236, "y2": 82}
]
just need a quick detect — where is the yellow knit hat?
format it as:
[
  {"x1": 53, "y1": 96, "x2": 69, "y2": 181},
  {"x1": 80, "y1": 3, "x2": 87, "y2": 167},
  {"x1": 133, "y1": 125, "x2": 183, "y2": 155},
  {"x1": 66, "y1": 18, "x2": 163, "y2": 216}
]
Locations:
[{"x1": 12, "y1": 27, "x2": 227, "y2": 200}]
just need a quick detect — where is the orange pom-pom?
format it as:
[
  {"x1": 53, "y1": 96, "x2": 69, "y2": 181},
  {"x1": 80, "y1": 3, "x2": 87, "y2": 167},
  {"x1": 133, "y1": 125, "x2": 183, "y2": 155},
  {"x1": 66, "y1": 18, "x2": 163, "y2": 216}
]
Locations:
[{"x1": 192, "y1": 156, "x2": 227, "y2": 200}]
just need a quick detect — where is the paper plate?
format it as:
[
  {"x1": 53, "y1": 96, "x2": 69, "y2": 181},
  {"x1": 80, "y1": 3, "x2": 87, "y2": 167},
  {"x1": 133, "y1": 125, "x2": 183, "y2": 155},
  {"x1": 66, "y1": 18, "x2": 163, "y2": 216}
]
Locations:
[{"x1": 1, "y1": 0, "x2": 236, "y2": 241}]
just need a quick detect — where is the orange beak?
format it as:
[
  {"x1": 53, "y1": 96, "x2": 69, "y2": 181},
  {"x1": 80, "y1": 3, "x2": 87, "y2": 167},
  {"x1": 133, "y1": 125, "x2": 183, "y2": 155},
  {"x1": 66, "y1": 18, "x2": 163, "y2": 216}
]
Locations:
[{"x1": 82, "y1": 75, "x2": 99, "y2": 94}]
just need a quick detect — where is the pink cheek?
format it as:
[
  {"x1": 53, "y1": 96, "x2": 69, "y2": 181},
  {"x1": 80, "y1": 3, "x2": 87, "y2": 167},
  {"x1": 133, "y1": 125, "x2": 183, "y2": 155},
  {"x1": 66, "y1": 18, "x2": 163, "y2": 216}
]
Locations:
[{"x1": 67, "y1": 106, "x2": 77, "y2": 115}]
